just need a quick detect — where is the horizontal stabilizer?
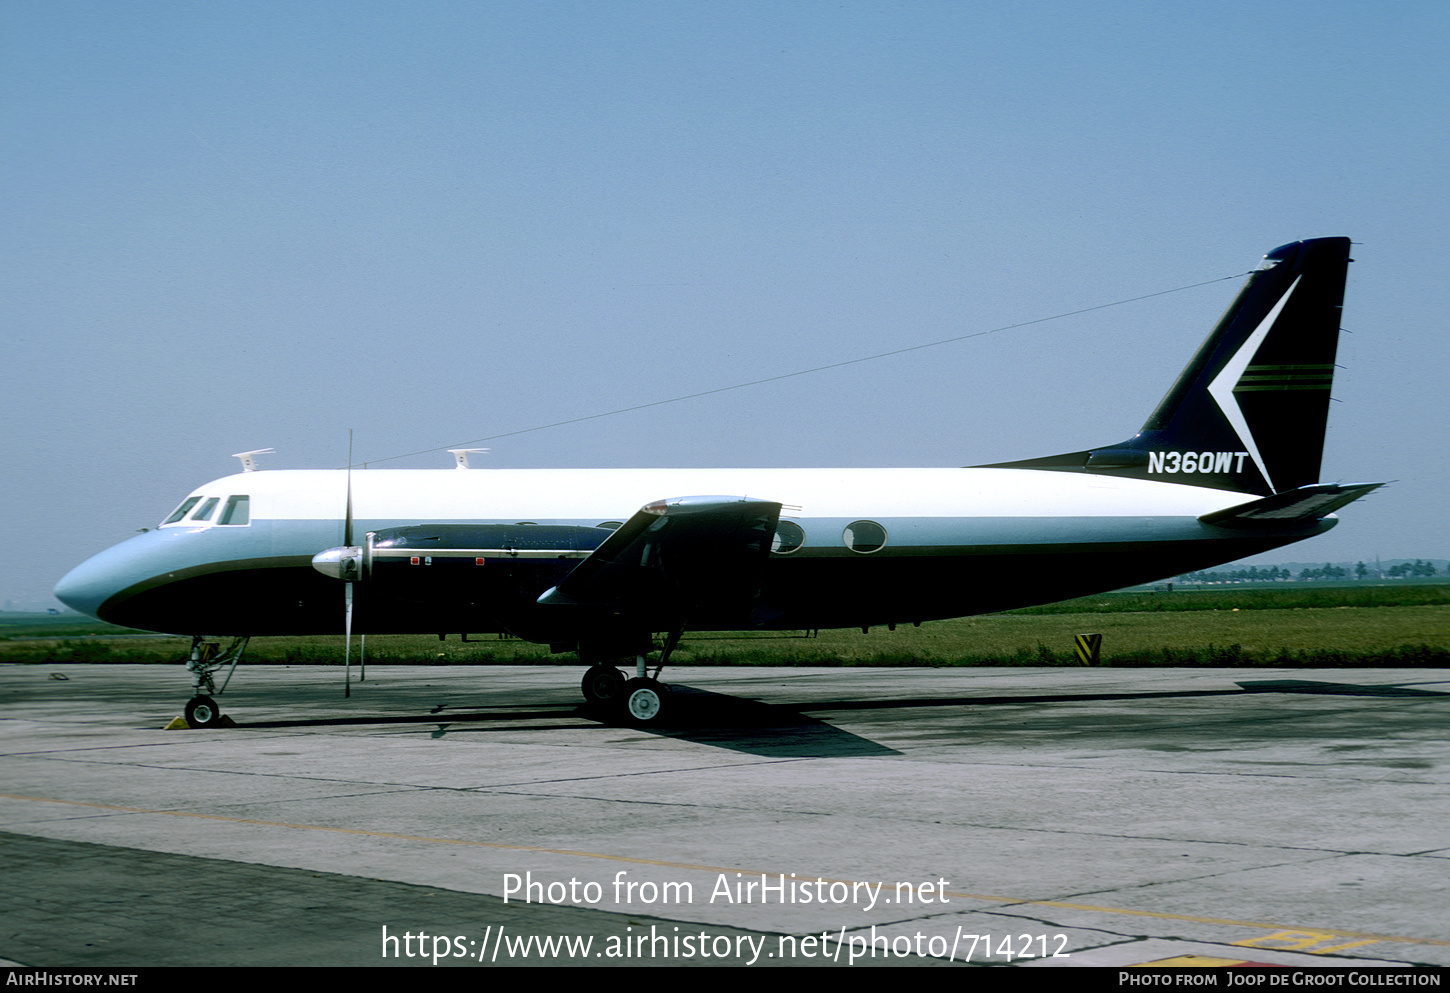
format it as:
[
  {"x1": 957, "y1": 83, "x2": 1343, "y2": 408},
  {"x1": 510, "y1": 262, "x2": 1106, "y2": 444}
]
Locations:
[{"x1": 1199, "y1": 481, "x2": 1385, "y2": 530}]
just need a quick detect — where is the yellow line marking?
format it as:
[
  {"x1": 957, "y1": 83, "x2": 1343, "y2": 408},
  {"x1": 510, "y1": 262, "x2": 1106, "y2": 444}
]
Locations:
[
  {"x1": 1025, "y1": 899, "x2": 1440, "y2": 948},
  {"x1": 4, "y1": 791, "x2": 1446, "y2": 949},
  {"x1": 1234, "y1": 930, "x2": 1383, "y2": 955}
]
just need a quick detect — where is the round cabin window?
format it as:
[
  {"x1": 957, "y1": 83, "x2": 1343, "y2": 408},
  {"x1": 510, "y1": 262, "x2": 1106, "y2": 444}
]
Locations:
[
  {"x1": 771, "y1": 520, "x2": 805, "y2": 554},
  {"x1": 843, "y1": 520, "x2": 887, "y2": 553}
]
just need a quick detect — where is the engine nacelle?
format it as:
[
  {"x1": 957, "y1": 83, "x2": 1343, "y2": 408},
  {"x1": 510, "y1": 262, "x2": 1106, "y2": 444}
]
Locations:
[{"x1": 311, "y1": 523, "x2": 615, "y2": 604}]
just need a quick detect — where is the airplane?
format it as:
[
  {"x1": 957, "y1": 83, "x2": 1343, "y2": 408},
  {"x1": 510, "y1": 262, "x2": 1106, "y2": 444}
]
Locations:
[{"x1": 54, "y1": 236, "x2": 1382, "y2": 728}]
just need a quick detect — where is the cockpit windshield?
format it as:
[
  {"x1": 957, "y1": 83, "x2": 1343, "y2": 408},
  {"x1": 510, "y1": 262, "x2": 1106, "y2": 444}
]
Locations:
[
  {"x1": 162, "y1": 497, "x2": 202, "y2": 525},
  {"x1": 160, "y1": 494, "x2": 251, "y2": 527}
]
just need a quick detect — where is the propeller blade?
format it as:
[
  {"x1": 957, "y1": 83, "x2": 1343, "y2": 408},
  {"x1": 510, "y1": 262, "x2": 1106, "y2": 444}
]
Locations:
[
  {"x1": 344, "y1": 429, "x2": 354, "y2": 547},
  {"x1": 344, "y1": 429, "x2": 354, "y2": 698},
  {"x1": 344, "y1": 581, "x2": 353, "y2": 698}
]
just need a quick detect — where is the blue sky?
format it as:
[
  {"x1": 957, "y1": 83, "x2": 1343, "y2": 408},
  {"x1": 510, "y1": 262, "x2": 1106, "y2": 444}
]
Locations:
[{"x1": 4, "y1": 1, "x2": 1447, "y2": 609}]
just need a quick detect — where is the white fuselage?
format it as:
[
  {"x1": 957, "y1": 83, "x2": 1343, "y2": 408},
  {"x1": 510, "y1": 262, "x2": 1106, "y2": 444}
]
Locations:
[{"x1": 55, "y1": 465, "x2": 1331, "y2": 638}]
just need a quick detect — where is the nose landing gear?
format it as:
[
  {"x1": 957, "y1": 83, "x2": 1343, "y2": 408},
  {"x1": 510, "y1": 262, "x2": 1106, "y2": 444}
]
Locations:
[{"x1": 182, "y1": 635, "x2": 249, "y2": 728}]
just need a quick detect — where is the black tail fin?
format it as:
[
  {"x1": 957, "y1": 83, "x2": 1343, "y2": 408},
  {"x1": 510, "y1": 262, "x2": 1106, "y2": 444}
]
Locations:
[{"x1": 983, "y1": 237, "x2": 1352, "y2": 495}]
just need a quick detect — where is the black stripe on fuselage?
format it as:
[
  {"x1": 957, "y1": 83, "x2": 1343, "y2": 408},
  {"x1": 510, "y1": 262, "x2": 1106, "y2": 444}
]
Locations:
[{"x1": 97, "y1": 526, "x2": 1330, "y2": 638}]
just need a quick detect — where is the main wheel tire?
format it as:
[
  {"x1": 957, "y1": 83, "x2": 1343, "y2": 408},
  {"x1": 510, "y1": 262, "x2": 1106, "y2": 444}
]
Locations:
[
  {"x1": 184, "y1": 694, "x2": 223, "y2": 729},
  {"x1": 581, "y1": 665, "x2": 626, "y2": 704},
  {"x1": 620, "y1": 678, "x2": 668, "y2": 726}
]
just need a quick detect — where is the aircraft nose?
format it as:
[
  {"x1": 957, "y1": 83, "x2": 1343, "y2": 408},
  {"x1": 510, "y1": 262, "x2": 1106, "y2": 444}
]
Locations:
[
  {"x1": 53, "y1": 530, "x2": 169, "y2": 623},
  {"x1": 54, "y1": 552, "x2": 123, "y2": 620}
]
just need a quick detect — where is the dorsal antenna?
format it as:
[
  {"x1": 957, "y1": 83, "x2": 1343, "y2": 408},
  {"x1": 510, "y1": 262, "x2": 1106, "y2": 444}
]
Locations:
[
  {"x1": 448, "y1": 448, "x2": 490, "y2": 469},
  {"x1": 232, "y1": 448, "x2": 275, "y2": 472}
]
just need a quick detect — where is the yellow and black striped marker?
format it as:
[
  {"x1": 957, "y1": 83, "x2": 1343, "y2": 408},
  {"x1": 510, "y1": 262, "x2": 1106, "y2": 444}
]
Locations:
[{"x1": 1074, "y1": 633, "x2": 1101, "y2": 666}]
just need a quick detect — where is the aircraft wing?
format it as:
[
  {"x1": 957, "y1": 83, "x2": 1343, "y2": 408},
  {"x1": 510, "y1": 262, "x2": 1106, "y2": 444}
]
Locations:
[
  {"x1": 1199, "y1": 481, "x2": 1386, "y2": 529},
  {"x1": 537, "y1": 496, "x2": 783, "y2": 623}
]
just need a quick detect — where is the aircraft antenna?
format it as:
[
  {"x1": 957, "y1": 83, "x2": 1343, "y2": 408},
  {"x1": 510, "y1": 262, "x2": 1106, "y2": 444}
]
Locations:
[
  {"x1": 232, "y1": 448, "x2": 275, "y2": 472},
  {"x1": 448, "y1": 448, "x2": 489, "y2": 469},
  {"x1": 359, "y1": 270, "x2": 1252, "y2": 467}
]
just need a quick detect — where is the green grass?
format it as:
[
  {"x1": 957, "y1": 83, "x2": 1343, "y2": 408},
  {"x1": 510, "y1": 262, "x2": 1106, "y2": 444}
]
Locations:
[{"x1": 1005, "y1": 583, "x2": 1450, "y2": 613}]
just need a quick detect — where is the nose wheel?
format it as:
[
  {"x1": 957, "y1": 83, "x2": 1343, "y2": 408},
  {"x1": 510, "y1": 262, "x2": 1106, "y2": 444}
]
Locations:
[{"x1": 184, "y1": 694, "x2": 223, "y2": 729}]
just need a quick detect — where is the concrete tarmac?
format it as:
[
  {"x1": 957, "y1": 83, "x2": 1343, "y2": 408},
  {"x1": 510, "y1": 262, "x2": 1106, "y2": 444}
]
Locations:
[{"x1": 1, "y1": 662, "x2": 1446, "y2": 968}]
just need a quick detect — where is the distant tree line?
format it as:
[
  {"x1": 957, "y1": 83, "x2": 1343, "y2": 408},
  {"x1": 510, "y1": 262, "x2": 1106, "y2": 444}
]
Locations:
[
  {"x1": 1180, "y1": 560, "x2": 1438, "y2": 584},
  {"x1": 1179, "y1": 566, "x2": 1292, "y2": 584},
  {"x1": 1385, "y1": 559, "x2": 1439, "y2": 578}
]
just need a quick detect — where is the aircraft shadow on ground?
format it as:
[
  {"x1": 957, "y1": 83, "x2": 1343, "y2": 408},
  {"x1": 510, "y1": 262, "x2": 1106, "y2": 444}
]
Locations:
[
  {"x1": 617, "y1": 685, "x2": 900, "y2": 757},
  {"x1": 1234, "y1": 678, "x2": 1450, "y2": 697},
  {"x1": 239, "y1": 684, "x2": 898, "y2": 758},
  {"x1": 233, "y1": 678, "x2": 1446, "y2": 758}
]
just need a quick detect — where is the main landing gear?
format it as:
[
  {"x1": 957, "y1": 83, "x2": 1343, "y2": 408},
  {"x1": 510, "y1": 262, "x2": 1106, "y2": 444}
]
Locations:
[
  {"x1": 581, "y1": 664, "x2": 627, "y2": 705},
  {"x1": 579, "y1": 631, "x2": 680, "y2": 726},
  {"x1": 581, "y1": 659, "x2": 672, "y2": 726},
  {"x1": 183, "y1": 635, "x2": 249, "y2": 728},
  {"x1": 621, "y1": 675, "x2": 669, "y2": 725}
]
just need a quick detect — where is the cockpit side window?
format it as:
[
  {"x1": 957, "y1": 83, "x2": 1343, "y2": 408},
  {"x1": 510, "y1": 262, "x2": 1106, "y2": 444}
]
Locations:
[
  {"x1": 162, "y1": 497, "x2": 202, "y2": 525},
  {"x1": 218, "y1": 495, "x2": 250, "y2": 526},
  {"x1": 191, "y1": 497, "x2": 220, "y2": 522}
]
